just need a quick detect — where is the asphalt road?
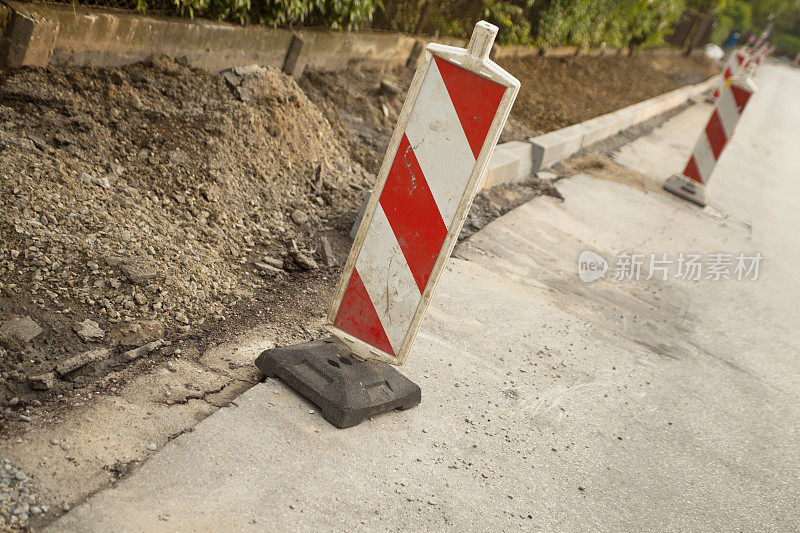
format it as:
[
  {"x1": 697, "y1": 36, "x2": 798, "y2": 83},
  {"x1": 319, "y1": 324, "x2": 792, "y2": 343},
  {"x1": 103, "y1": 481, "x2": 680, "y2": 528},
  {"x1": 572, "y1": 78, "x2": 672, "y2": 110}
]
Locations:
[{"x1": 51, "y1": 63, "x2": 800, "y2": 532}]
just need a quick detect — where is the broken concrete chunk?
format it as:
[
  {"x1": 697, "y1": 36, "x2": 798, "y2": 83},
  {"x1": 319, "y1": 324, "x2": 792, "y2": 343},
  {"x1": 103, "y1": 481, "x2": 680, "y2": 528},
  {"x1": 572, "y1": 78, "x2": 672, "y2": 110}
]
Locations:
[
  {"x1": 0, "y1": 316, "x2": 43, "y2": 344},
  {"x1": 121, "y1": 339, "x2": 166, "y2": 363},
  {"x1": 221, "y1": 70, "x2": 242, "y2": 88},
  {"x1": 29, "y1": 373, "x2": 56, "y2": 391},
  {"x1": 291, "y1": 209, "x2": 308, "y2": 225},
  {"x1": 254, "y1": 261, "x2": 283, "y2": 276},
  {"x1": 261, "y1": 256, "x2": 284, "y2": 270},
  {"x1": 120, "y1": 258, "x2": 158, "y2": 284},
  {"x1": 319, "y1": 236, "x2": 337, "y2": 268},
  {"x1": 379, "y1": 79, "x2": 402, "y2": 96},
  {"x1": 233, "y1": 64, "x2": 267, "y2": 77},
  {"x1": 288, "y1": 239, "x2": 318, "y2": 271},
  {"x1": 56, "y1": 349, "x2": 110, "y2": 376},
  {"x1": 73, "y1": 319, "x2": 105, "y2": 342},
  {"x1": 221, "y1": 66, "x2": 268, "y2": 102},
  {"x1": 293, "y1": 251, "x2": 318, "y2": 271},
  {"x1": 109, "y1": 320, "x2": 164, "y2": 350}
]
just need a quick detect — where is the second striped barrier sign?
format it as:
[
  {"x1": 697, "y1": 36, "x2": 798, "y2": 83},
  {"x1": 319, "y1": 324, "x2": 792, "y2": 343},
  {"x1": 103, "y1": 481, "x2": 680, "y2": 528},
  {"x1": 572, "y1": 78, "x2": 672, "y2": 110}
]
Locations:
[
  {"x1": 255, "y1": 21, "x2": 520, "y2": 428},
  {"x1": 664, "y1": 75, "x2": 757, "y2": 207},
  {"x1": 708, "y1": 49, "x2": 749, "y2": 102},
  {"x1": 329, "y1": 22, "x2": 519, "y2": 365}
]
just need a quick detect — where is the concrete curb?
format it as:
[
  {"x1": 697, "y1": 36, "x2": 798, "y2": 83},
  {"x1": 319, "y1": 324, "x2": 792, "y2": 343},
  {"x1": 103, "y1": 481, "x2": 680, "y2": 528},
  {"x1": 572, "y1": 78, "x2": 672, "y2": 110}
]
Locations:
[
  {"x1": 1, "y1": 0, "x2": 696, "y2": 74},
  {"x1": 481, "y1": 76, "x2": 718, "y2": 189},
  {"x1": 0, "y1": 0, "x2": 466, "y2": 71}
]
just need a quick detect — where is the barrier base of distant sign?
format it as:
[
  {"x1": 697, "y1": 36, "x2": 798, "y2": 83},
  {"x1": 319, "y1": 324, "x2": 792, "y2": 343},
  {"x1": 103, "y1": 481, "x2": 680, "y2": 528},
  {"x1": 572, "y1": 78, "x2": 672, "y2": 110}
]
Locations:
[
  {"x1": 663, "y1": 174, "x2": 708, "y2": 207},
  {"x1": 255, "y1": 337, "x2": 421, "y2": 428}
]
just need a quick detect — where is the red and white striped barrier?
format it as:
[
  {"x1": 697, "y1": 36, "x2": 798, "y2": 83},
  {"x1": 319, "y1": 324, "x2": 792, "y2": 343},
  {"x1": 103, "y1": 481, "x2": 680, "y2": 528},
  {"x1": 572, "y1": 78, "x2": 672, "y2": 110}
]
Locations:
[
  {"x1": 709, "y1": 49, "x2": 750, "y2": 101},
  {"x1": 664, "y1": 76, "x2": 757, "y2": 206},
  {"x1": 326, "y1": 22, "x2": 520, "y2": 364},
  {"x1": 751, "y1": 44, "x2": 769, "y2": 71}
]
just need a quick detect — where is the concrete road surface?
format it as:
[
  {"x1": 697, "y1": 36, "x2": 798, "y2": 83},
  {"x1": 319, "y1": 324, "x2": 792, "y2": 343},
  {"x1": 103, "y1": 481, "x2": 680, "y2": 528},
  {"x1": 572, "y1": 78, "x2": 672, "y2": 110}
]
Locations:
[{"x1": 51, "y1": 63, "x2": 799, "y2": 531}]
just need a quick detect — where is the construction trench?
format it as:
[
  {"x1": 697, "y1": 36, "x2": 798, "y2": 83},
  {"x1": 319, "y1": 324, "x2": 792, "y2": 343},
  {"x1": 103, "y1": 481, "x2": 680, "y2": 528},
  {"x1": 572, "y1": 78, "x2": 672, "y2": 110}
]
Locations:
[{"x1": 0, "y1": 38, "x2": 722, "y2": 528}]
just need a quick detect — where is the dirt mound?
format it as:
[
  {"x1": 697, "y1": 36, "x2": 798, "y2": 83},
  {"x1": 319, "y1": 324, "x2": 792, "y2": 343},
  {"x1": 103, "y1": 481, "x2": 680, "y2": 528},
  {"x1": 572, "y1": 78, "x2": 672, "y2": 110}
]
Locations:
[
  {"x1": 301, "y1": 67, "x2": 409, "y2": 175},
  {"x1": 0, "y1": 57, "x2": 370, "y2": 406},
  {"x1": 498, "y1": 52, "x2": 721, "y2": 136}
]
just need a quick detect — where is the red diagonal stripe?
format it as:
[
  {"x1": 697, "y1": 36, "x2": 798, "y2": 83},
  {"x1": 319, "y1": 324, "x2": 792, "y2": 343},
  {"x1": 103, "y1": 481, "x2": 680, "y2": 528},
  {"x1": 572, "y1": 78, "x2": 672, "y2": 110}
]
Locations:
[
  {"x1": 712, "y1": 87, "x2": 720, "y2": 99},
  {"x1": 434, "y1": 56, "x2": 505, "y2": 159},
  {"x1": 705, "y1": 109, "x2": 728, "y2": 160},
  {"x1": 334, "y1": 268, "x2": 395, "y2": 357},
  {"x1": 722, "y1": 65, "x2": 732, "y2": 80},
  {"x1": 379, "y1": 134, "x2": 448, "y2": 293},
  {"x1": 684, "y1": 155, "x2": 704, "y2": 184},
  {"x1": 730, "y1": 84, "x2": 752, "y2": 113}
]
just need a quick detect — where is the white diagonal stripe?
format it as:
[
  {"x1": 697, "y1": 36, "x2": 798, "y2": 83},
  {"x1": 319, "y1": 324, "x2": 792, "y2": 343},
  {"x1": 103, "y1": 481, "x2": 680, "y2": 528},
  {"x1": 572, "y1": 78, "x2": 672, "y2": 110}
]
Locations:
[
  {"x1": 355, "y1": 206, "x2": 421, "y2": 353},
  {"x1": 716, "y1": 85, "x2": 741, "y2": 139},
  {"x1": 405, "y1": 58, "x2": 476, "y2": 228},
  {"x1": 692, "y1": 131, "x2": 717, "y2": 183}
]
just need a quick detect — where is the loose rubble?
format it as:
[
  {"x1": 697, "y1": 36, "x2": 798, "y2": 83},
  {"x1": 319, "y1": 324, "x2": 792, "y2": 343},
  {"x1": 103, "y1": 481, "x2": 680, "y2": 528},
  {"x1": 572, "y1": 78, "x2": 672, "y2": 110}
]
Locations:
[
  {"x1": 0, "y1": 316, "x2": 42, "y2": 344},
  {"x1": 73, "y1": 319, "x2": 105, "y2": 343},
  {"x1": 0, "y1": 56, "x2": 370, "y2": 420},
  {"x1": 0, "y1": 459, "x2": 46, "y2": 530}
]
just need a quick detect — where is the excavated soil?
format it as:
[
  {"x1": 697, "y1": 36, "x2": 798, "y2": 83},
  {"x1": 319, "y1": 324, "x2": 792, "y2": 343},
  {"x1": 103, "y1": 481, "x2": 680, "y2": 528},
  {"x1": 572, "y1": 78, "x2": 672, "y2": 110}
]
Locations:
[
  {"x1": 498, "y1": 53, "x2": 720, "y2": 137},
  {"x1": 0, "y1": 57, "x2": 370, "y2": 438},
  {"x1": 0, "y1": 51, "x2": 718, "y2": 432},
  {"x1": 302, "y1": 52, "x2": 721, "y2": 172}
]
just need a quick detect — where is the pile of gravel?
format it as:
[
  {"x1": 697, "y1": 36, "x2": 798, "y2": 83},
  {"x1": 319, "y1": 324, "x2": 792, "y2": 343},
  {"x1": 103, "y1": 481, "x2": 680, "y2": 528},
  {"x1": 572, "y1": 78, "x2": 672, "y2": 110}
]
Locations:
[
  {"x1": 0, "y1": 459, "x2": 47, "y2": 529},
  {"x1": 0, "y1": 57, "x2": 369, "y2": 328},
  {"x1": 0, "y1": 57, "x2": 374, "y2": 405}
]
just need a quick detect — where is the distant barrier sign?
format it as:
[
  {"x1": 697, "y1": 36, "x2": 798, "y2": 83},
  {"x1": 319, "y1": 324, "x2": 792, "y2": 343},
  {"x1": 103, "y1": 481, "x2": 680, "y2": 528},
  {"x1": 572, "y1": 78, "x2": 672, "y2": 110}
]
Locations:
[
  {"x1": 710, "y1": 48, "x2": 749, "y2": 101},
  {"x1": 326, "y1": 22, "x2": 520, "y2": 365},
  {"x1": 684, "y1": 76, "x2": 756, "y2": 186}
]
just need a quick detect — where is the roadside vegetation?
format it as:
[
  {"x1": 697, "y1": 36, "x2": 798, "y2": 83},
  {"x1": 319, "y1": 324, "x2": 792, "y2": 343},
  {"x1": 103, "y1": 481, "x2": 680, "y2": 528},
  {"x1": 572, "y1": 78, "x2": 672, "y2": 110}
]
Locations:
[
  {"x1": 120, "y1": 0, "x2": 800, "y2": 53},
  {"x1": 699, "y1": 0, "x2": 800, "y2": 55}
]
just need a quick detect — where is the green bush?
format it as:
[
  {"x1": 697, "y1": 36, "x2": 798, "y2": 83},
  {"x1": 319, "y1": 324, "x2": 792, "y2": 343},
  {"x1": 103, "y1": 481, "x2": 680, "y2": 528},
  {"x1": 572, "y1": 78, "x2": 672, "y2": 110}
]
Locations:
[
  {"x1": 709, "y1": 0, "x2": 752, "y2": 44},
  {"x1": 533, "y1": 0, "x2": 684, "y2": 49},
  {"x1": 483, "y1": 0, "x2": 535, "y2": 44},
  {"x1": 774, "y1": 33, "x2": 800, "y2": 56},
  {"x1": 130, "y1": 0, "x2": 694, "y2": 50},
  {"x1": 138, "y1": 0, "x2": 379, "y2": 29}
]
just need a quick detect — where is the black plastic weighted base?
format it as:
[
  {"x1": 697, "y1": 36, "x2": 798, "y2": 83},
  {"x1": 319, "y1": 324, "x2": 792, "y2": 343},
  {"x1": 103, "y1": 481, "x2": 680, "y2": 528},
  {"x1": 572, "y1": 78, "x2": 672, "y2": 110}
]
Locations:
[
  {"x1": 663, "y1": 174, "x2": 708, "y2": 207},
  {"x1": 255, "y1": 336, "x2": 421, "y2": 429}
]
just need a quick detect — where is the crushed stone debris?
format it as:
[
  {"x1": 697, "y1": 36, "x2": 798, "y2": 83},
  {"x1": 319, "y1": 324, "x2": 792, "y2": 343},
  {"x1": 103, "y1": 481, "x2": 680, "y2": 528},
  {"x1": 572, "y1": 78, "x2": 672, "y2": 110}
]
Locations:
[
  {"x1": 0, "y1": 56, "x2": 371, "y2": 418},
  {"x1": 0, "y1": 459, "x2": 48, "y2": 530}
]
